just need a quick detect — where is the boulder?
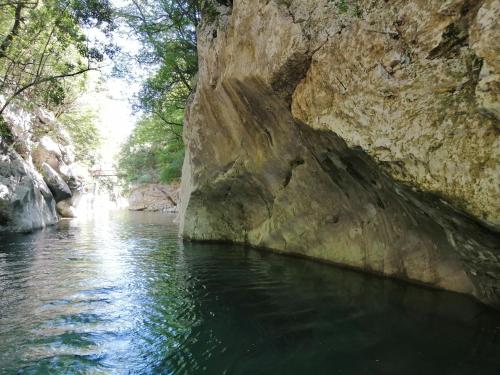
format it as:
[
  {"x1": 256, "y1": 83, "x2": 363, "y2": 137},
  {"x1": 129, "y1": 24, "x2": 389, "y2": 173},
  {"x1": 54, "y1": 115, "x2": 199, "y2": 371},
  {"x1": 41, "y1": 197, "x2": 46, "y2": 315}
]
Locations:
[
  {"x1": 60, "y1": 143, "x2": 75, "y2": 165},
  {"x1": 128, "y1": 183, "x2": 179, "y2": 212},
  {"x1": 41, "y1": 162, "x2": 72, "y2": 202},
  {"x1": 33, "y1": 136, "x2": 62, "y2": 171},
  {"x1": 56, "y1": 198, "x2": 77, "y2": 218},
  {"x1": 34, "y1": 107, "x2": 56, "y2": 125},
  {"x1": 58, "y1": 162, "x2": 86, "y2": 191}
]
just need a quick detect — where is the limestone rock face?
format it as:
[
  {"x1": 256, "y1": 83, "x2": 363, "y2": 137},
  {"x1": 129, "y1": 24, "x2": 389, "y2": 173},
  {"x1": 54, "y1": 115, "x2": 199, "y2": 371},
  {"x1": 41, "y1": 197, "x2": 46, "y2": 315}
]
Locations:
[
  {"x1": 0, "y1": 141, "x2": 58, "y2": 232},
  {"x1": 291, "y1": 0, "x2": 500, "y2": 225},
  {"x1": 1, "y1": 95, "x2": 91, "y2": 226},
  {"x1": 180, "y1": 0, "x2": 500, "y2": 307}
]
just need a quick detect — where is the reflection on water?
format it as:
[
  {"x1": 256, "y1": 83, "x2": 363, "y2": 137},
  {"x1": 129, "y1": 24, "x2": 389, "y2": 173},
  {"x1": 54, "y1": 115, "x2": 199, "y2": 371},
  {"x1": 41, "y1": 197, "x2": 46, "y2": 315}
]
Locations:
[{"x1": 1, "y1": 211, "x2": 499, "y2": 374}]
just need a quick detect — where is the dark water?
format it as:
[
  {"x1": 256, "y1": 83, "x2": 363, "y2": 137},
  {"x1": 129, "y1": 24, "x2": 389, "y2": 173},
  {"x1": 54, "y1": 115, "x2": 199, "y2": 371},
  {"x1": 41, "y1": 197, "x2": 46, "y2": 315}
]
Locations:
[{"x1": 1, "y1": 212, "x2": 499, "y2": 375}]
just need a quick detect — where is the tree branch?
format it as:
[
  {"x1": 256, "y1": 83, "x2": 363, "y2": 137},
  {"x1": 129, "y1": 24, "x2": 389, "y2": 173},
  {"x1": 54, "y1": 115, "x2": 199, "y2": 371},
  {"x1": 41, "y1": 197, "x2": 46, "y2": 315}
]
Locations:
[
  {"x1": 0, "y1": 2, "x2": 24, "y2": 59},
  {"x1": 0, "y1": 67, "x2": 96, "y2": 115}
]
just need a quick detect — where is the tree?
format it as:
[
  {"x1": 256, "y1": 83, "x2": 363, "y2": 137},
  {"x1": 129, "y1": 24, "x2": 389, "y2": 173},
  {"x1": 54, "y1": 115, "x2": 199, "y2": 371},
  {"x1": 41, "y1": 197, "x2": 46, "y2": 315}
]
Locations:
[
  {"x1": 59, "y1": 107, "x2": 101, "y2": 165},
  {"x1": 120, "y1": 0, "x2": 199, "y2": 127},
  {"x1": 0, "y1": 0, "x2": 114, "y2": 115},
  {"x1": 116, "y1": 0, "x2": 202, "y2": 183},
  {"x1": 118, "y1": 107, "x2": 184, "y2": 184}
]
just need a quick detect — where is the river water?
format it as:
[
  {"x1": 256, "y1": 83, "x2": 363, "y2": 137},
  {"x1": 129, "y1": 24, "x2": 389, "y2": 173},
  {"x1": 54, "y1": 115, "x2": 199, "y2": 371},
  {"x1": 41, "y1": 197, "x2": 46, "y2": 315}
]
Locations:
[{"x1": 0, "y1": 211, "x2": 499, "y2": 374}]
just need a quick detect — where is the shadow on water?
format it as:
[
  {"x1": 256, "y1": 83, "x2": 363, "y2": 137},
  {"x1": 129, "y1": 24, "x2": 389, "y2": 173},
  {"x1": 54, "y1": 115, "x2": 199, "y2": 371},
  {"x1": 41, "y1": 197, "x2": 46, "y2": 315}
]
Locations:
[{"x1": 0, "y1": 211, "x2": 499, "y2": 374}]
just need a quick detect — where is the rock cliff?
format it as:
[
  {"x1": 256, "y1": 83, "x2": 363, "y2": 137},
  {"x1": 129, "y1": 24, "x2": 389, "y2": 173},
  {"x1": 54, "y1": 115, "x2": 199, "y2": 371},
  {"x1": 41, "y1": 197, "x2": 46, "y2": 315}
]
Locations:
[
  {"x1": 0, "y1": 97, "x2": 89, "y2": 231},
  {"x1": 0, "y1": 140, "x2": 58, "y2": 232},
  {"x1": 179, "y1": 0, "x2": 500, "y2": 307}
]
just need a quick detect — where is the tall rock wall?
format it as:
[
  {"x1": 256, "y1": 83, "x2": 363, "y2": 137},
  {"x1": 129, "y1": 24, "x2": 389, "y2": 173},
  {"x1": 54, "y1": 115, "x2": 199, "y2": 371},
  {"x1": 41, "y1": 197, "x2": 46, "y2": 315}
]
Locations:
[{"x1": 180, "y1": 0, "x2": 500, "y2": 307}]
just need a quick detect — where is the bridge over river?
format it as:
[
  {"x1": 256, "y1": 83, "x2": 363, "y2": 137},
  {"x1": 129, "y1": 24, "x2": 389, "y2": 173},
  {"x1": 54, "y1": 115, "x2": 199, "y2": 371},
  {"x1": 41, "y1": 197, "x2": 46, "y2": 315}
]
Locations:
[{"x1": 90, "y1": 167, "x2": 125, "y2": 178}]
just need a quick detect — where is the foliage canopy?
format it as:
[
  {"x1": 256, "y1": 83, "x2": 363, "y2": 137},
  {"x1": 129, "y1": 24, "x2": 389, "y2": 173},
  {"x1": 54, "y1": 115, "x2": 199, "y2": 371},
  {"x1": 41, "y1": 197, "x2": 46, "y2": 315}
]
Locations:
[
  {"x1": 0, "y1": 0, "x2": 114, "y2": 115},
  {"x1": 117, "y1": 0, "x2": 202, "y2": 184},
  {"x1": 0, "y1": 0, "x2": 111, "y2": 161}
]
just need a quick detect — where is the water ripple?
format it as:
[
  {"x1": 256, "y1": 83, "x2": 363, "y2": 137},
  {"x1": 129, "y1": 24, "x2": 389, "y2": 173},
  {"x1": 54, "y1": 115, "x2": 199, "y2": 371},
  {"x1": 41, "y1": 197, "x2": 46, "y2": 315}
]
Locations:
[{"x1": 0, "y1": 211, "x2": 500, "y2": 374}]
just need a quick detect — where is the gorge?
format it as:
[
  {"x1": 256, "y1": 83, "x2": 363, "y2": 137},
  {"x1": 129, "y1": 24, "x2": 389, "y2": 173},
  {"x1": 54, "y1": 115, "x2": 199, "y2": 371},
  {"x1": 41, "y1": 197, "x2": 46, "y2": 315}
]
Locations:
[{"x1": 0, "y1": 0, "x2": 500, "y2": 373}]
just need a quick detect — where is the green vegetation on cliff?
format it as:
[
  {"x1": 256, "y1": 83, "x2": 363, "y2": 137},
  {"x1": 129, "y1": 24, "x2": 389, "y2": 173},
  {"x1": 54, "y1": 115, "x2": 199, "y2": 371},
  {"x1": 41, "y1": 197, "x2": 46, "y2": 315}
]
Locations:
[
  {"x1": 0, "y1": 0, "x2": 114, "y2": 114},
  {"x1": 118, "y1": 115, "x2": 184, "y2": 184},
  {"x1": 1, "y1": 0, "x2": 215, "y2": 183},
  {"x1": 0, "y1": 0, "x2": 111, "y2": 161}
]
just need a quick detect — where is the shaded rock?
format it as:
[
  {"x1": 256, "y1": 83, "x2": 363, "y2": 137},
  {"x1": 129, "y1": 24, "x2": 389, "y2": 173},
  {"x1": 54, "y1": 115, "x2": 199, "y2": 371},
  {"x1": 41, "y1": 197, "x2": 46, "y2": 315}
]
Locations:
[
  {"x1": 180, "y1": 0, "x2": 500, "y2": 307},
  {"x1": 41, "y1": 162, "x2": 71, "y2": 202}
]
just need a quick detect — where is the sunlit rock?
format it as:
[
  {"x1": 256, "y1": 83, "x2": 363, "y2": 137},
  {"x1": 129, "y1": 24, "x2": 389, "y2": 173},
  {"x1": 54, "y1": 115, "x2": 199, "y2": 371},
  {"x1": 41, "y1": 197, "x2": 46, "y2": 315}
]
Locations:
[
  {"x1": 33, "y1": 136, "x2": 62, "y2": 171},
  {"x1": 0, "y1": 96, "x2": 34, "y2": 152},
  {"x1": 56, "y1": 198, "x2": 77, "y2": 218},
  {"x1": 470, "y1": 0, "x2": 500, "y2": 119},
  {"x1": 34, "y1": 107, "x2": 56, "y2": 125},
  {"x1": 0, "y1": 141, "x2": 58, "y2": 232}
]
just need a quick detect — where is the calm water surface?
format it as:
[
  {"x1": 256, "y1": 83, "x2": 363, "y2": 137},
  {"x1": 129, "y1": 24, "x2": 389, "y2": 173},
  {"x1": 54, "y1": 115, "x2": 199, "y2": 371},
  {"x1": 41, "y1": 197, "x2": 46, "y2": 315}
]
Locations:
[{"x1": 1, "y1": 211, "x2": 499, "y2": 374}]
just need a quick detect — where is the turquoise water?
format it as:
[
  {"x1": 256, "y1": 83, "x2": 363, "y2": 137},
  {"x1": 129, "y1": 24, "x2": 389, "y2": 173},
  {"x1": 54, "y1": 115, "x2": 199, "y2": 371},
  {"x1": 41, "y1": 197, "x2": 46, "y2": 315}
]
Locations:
[{"x1": 0, "y1": 212, "x2": 499, "y2": 374}]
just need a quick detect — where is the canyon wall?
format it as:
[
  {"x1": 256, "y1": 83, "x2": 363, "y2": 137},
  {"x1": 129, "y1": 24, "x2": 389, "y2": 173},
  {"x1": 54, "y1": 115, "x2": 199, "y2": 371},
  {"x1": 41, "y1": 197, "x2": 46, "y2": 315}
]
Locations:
[{"x1": 180, "y1": 0, "x2": 500, "y2": 307}]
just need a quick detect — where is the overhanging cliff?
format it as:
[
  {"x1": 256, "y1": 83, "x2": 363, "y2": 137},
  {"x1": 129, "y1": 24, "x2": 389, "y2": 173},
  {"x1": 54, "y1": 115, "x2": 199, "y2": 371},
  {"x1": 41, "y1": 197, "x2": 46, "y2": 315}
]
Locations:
[{"x1": 180, "y1": 0, "x2": 500, "y2": 307}]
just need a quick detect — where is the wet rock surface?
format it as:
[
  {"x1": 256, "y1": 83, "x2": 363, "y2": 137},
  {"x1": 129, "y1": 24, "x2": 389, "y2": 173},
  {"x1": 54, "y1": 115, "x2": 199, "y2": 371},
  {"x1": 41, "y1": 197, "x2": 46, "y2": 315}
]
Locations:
[{"x1": 180, "y1": 0, "x2": 500, "y2": 307}]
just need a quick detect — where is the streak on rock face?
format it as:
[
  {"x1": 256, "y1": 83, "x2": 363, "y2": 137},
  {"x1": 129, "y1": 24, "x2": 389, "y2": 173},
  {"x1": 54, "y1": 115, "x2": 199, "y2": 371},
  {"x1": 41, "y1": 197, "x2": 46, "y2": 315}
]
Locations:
[{"x1": 180, "y1": 0, "x2": 500, "y2": 307}]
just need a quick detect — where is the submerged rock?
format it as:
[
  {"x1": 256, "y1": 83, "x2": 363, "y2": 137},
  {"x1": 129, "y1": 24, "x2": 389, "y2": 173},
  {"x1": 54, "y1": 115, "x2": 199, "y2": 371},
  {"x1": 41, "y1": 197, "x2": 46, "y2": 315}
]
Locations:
[{"x1": 180, "y1": 0, "x2": 500, "y2": 307}]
